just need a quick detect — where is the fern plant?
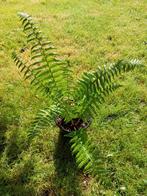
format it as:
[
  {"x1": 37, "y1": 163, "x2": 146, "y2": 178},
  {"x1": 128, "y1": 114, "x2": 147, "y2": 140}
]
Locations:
[{"x1": 13, "y1": 12, "x2": 143, "y2": 178}]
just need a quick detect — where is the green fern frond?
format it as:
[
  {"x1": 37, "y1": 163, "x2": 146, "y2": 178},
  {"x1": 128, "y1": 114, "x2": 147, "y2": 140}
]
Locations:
[
  {"x1": 67, "y1": 129, "x2": 105, "y2": 176},
  {"x1": 74, "y1": 59, "x2": 142, "y2": 118},
  {"x1": 28, "y1": 105, "x2": 61, "y2": 140},
  {"x1": 12, "y1": 52, "x2": 54, "y2": 96},
  {"x1": 63, "y1": 60, "x2": 74, "y2": 100},
  {"x1": 14, "y1": 12, "x2": 72, "y2": 102}
]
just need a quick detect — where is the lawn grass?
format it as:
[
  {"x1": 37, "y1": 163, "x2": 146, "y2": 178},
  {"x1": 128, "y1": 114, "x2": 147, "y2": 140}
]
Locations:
[{"x1": 0, "y1": 0, "x2": 147, "y2": 195}]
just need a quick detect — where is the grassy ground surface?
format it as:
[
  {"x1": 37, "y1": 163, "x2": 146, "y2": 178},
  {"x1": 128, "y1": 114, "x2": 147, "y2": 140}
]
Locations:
[{"x1": 0, "y1": 0, "x2": 147, "y2": 195}]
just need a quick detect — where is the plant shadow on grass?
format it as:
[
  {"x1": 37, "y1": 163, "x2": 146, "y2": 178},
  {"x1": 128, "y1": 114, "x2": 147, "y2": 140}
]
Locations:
[
  {"x1": 51, "y1": 130, "x2": 82, "y2": 196},
  {"x1": 0, "y1": 122, "x2": 7, "y2": 154},
  {"x1": 0, "y1": 157, "x2": 36, "y2": 196}
]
